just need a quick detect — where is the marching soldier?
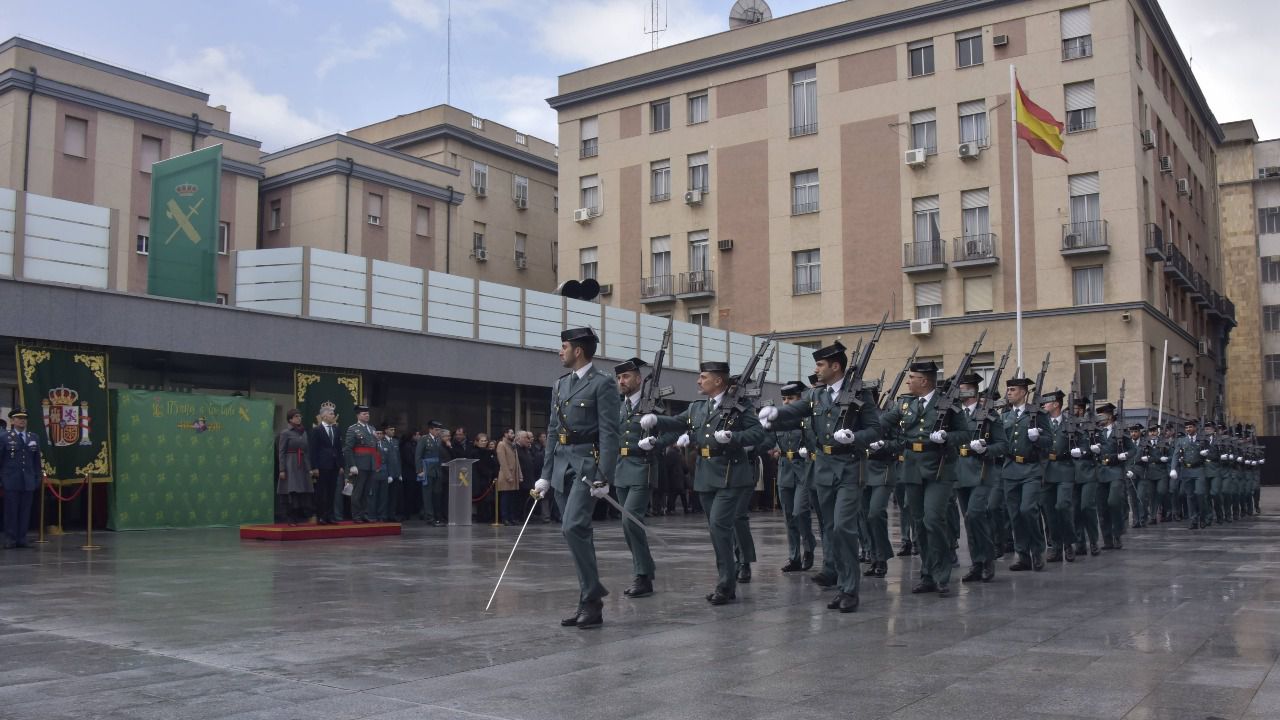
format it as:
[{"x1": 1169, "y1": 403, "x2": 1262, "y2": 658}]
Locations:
[
  {"x1": 531, "y1": 327, "x2": 620, "y2": 629},
  {"x1": 1136, "y1": 425, "x2": 1164, "y2": 525},
  {"x1": 1170, "y1": 419, "x2": 1209, "y2": 530},
  {"x1": 1093, "y1": 403, "x2": 1131, "y2": 549},
  {"x1": 0, "y1": 408, "x2": 42, "y2": 549},
  {"x1": 614, "y1": 357, "x2": 672, "y2": 599},
  {"x1": 862, "y1": 384, "x2": 904, "y2": 579},
  {"x1": 799, "y1": 372, "x2": 828, "y2": 576},
  {"x1": 1124, "y1": 424, "x2": 1149, "y2": 528},
  {"x1": 1203, "y1": 421, "x2": 1225, "y2": 525},
  {"x1": 954, "y1": 374, "x2": 1008, "y2": 581},
  {"x1": 1040, "y1": 390, "x2": 1076, "y2": 562},
  {"x1": 1164, "y1": 422, "x2": 1185, "y2": 521},
  {"x1": 343, "y1": 405, "x2": 379, "y2": 523},
  {"x1": 773, "y1": 381, "x2": 817, "y2": 573},
  {"x1": 759, "y1": 342, "x2": 881, "y2": 611},
  {"x1": 1068, "y1": 397, "x2": 1100, "y2": 557},
  {"x1": 643, "y1": 361, "x2": 767, "y2": 605},
  {"x1": 1001, "y1": 377, "x2": 1051, "y2": 571}
]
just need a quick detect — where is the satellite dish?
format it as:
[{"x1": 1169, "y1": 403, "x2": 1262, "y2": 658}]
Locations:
[{"x1": 729, "y1": 0, "x2": 772, "y2": 29}]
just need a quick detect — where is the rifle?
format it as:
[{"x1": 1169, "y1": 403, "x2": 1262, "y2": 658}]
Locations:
[
  {"x1": 1025, "y1": 352, "x2": 1052, "y2": 423},
  {"x1": 976, "y1": 343, "x2": 1013, "y2": 435},
  {"x1": 835, "y1": 311, "x2": 889, "y2": 429},
  {"x1": 880, "y1": 347, "x2": 919, "y2": 412},
  {"x1": 636, "y1": 319, "x2": 674, "y2": 415},
  {"x1": 1115, "y1": 378, "x2": 1126, "y2": 431},
  {"x1": 715, "y1": 334, "x2": 774, "y2": 431},
  {"x1": 931, "y1": 330, "x2": 987, "y2": 433},
  {"x1": 1065, "y1": 374, "x2": 1082, "y2": 444},
  {"x1": 750, "y1": 338, "x2": 777, "y2": 407}
]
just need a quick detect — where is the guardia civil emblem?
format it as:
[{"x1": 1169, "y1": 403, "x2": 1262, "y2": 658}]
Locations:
[{"x1": 42, "y1": 385, "x2": 92, "y2": 447}]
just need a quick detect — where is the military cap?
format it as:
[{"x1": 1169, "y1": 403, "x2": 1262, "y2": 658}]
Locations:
[
  {"x1": 427, "y1": 419, "x2": 447, "y2": 429},
  {"x1": 780, "y1": 381, "x2": 806, "y2": 396},
  {"x1": 1096, "y1": 403, "x2": 1116, "y2": 415},
  {"x1": 958, "y1": 373, "x2": 984, "y2": 387},
  {"x1": 1006, "y1": 377, "x2": 1033, "y2": 388},
  {"x1": 354, "y1": 404, "x2": 370, "y2": 414},
  {"x1": 613, "y1": 357, "x2": 648, "y2": 375},
  {"x1": 8, "y1": 407, "x2": 27, "y2": 419},
  {"x1": 909, "y1": 360, "x2": 939, "y2": 374},
  {"x1": 700, "y1": 361, "x2": 731, "y2": 374},
  {"x1": 1183, "y1": 418, "x2": 1199, "y2": 426},
  {"x1": 1128, "y1": 423, "x2": 1145, "y2": 431},
  {"x1": 1203, "y1": 420, "x2": 1216, "y2": 429},
  {"x1": 561, "y1": 327, "x2": 598, "y2": 342},
  {"x1": 1072, "y1": 396, "x2": 1089, "y2": 408},
  {"x1": 1039, "y1": 390, "x2": 1065, "y2": 404},
  {"x1": 812, "y1": 341, "x2": 847, "y2": 363},
  {"x1": 382, "y1": 422, "x2": 396, "y2": 430}
]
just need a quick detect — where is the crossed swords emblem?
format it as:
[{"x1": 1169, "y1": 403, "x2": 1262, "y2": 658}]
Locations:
[{"x1": 164, "y1": 197, "x2": 204, "y2": 245}]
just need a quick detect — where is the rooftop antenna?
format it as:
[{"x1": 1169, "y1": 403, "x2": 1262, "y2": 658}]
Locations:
[
  {"x1": 729, "y1": 0, "x2": 772, "y2": 29},
  {"x1": 645, "y1": 0, "x2": 668, "y2": 51},
  {"x1": 446, "y1": 0, "x2": 452, "y2": 104}
]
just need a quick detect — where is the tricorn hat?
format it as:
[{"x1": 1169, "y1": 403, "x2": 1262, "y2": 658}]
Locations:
[{"x1": 614, "y1": 357, "x2": 649, "y2": 375}]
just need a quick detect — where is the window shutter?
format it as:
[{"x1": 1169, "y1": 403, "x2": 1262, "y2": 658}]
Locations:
[
  {"x1": 956, "y1": 28, "x2": 982, "y2": 40},
  {"x1": 961, "y1": 188, "x2": 990, "y2": 209},
  {"x1": 913, "y1": 195, "x2": 940, "y2": 212},
  {"x1": 1061, "y1": 7, "x2": 1091, "y2": 39},
  {"x1": 580, "y1": 247, "x2": 598, "y2": 264},
  {"x1": 580, "y1": 174, "x2": 599, "y2": 190},
  {"x1": 915, "y1": 281, "x2": 942, "y2": 307},
  {"x1": 368, "y1": 194, "x2": 382, "y2": 216},
  {"x1": 688, "y1": 152, "x2": 708, "y2": 166},
  {"x1": 1065, "y1": 81, "x2": 1096, "y2": 111},
  {"x1": 958, "y1": 99, "x2": 986, "y2": 116},
  {"x1": 908, "y1": 39, "x2": 933, "y2": 50},
  {"x1": 1068, "y1": 172, "x2": 1100, "y2": 196},
  {"x1": 910, "y1": 108, "x2": 937, "y2": 124},
  {"x1": 651, "y1": 236, "x2": 670, "y2": 254},
  {"x1": 580, "y1": 116, "x2": 598, "y2": 140},
  {"x1": 964, "y1": 276, "x2": 993, "y2": 313}
]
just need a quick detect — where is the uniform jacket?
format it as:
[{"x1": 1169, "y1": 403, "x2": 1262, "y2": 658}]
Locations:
[
  {"x1": 383, "y1": 437, "x2": 402, "y2": 481},
  {"x1": 651, "y1": 397, "x2": 768, "y2": 491},
  {"x1": 772, "y1": 383, "x2": 881, "y2": 487},
  {"x1": 616, "y1": 395, "x2": 676, "y2": 489},
  {"x1": 1095, "y1": 424, "x2": 1133, "y2": 483},
  {"x1": 773, "y1": 427, "x2": 807, "y2": 490},
  {"x1": 1202, "y1": 433, "x2": 1223, "y2": 479},
  {"x1": 414, "y1": 433, "x2": 445, "y2": 483},
  {"x1": 308, "y1": 423, "x2": 344, "y2": 472},
  {"x1": 0, "y1": 428, "x2": 42, "y2": 492},
  {"x1": 1000, "y1": 405, "x2": 1052, "y2": 481},
  {"x1": 880, "y1": 392, "x2": 969, "y2": 485},
  {"x1": 1172, "y1": 434, "x2": 1207, "y2": 474},
  {"x1": 343, "y1": 422, "x2": 379, "y2": 472},
  {"x1": 955, "y1": 402, "x2": 1010, "y2": 488},
  {"x1": 541, "y1": 364, "x2": 621, "y2": 493},
  {"x1": 1042, "y1": 414, "x2": 1076, "y2": 485}
]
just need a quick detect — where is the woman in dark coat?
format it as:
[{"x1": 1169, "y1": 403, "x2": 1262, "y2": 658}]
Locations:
[
  {"x1": 469, "y1": 432, "x2": 499, "y2": 524},
  {"x1": 277, "y1": 408, "x2": 313, "y2": 525}
]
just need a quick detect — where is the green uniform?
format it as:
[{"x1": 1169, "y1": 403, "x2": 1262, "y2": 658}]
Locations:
[
  {"x1": 1171, "y1": 433, "x2": 1209, "y2": 527},
  {"x1": 616, "y1": 393, "x2": 674, "y2": 581},
  {"x1": 1204, "y1": 433, "x2": 1225, "y2": 523},
  {"x1": 415, "y1": 432, "x2": 446, "y2": 522},
  {"x1": 954, "y1": 402, "x2": 1009, "y2": 567},
  {"x1": 1094, "y1": 424, "x2": 1132, "y2": 545},
  {"x1": 774, "y1": 426, "x2": 816, "y2": 566},
  {"x1": 1041, "y1": 414, "x2": 1077, "y2": 553},
  {"x1": 1132, "y1": 434, "x2": 1163, "y2": 525},
  {"x1": 1067, "y1": 420, "x2": 1100, "y2": 549},
  {"x1": 343, "y1": 421, "x2": 379, "y2": 522},
  {"x1": 863, "y1": 409, "x2": 902, "y2": 567},
  {"x1": 541, "y1": 364, "x2": 621, "y2": 607},
  {"x1": 1000, "y1": 405, "x2": 1051, "y2": 559}
]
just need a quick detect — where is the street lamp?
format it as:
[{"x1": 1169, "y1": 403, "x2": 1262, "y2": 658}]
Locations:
[{"x1": 1170, "y1": 355, "x2": 1183, "y2": 421}]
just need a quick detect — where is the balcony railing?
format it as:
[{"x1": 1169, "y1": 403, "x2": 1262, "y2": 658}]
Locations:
[
  {"x1": 1144, "y1": 224, "x2": 1165, "y2": 260},
  {"x1": 650, "y1": 191, "x2": 670, "y2": 203},
  {"x1": 580, "y1": 138, "x2": 598, "y2": 159},
  {"x1": 1222, "y1": 296, "x2": 1237, "y2": 326},
  {"x1": 1060, "y1": 220, "x2": 1109, "y2": 254},
  {"x1": 952, "y1": 234, "x2": 998, "y2": 266},
  {"x1": 640, "y1": 275, "x2": 675, "y2": 302},
  {"x1": 793, "y1": 280, "x2": 822, "y2": 295},
  {"x1": 1062, "y1": 36, "x2": 1093, "y2": 60},
  {"x1": 903, "y1": 239, "x2": 947, "y2": 271},
  {"x1": 1207, "y1": 290, "x2": 1224, "y2": 319},
  {"x1": 677, "y1": 270, "x2": 715, "y2": 298},
  {"x1": 1163, "y1": 244, "x2": 1191, "y2": 287},
  {"x1": 790, "y1": 122, "x2": 819, "y2": 138},
  {"x1": 791, "y1": 201, "x2": 819, "y2": 216}
]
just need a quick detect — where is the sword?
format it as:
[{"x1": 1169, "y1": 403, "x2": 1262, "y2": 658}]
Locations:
[
  {"x1": 485, "y1": 496, "x2": 541, "y2": 611},
  {"x1": 580, "y1": 476, "x2": 670, "y2": 546}
]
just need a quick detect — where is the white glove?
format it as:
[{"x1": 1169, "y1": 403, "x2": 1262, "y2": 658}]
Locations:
[
  {"x1": 1260, "y1": 459, "x2": 1266, "y2": 465},
  {"x1": 1027, "y1": 428, "x2": 1041, "y2": 441},
  {"x1": 388, "y1": 476, "x2": 395, "y2": 484},
  {"x1": 1126, "y1": 471, "x2": 1135, "y2": 479},
  {"x1": 1118, "y1": 452, "x2": 1128, "y2": 461},
  {"x1": 968, "y1": 439, "x2": 986, "y2": 454},
  {"x1": 929, "y1": 430, "x2": 947, "y2": 444},
  {"x1": 834, "y1": 429, "x2": 855, "y2": 445},
  {"x1": 1089, "y1": 444, "x2": 1102, "y2": 454},
  {"x1": 638, "y1": 437, "x2": 656, "y2": 451},
  {"x1": 1140, "y1": 456, "x2": 1150, "y2": 463},
  {"x1": 589, "y1": 481, "x2": 610, "y2": 499},
  {"x1": 714, "y1": 430, "x2": 733, "y2": 444},
  {"x1": 676, "y1": 433, "x2": 690, "y2": 448},
  {"x1": 758, "y1": 406, "x2": 778, "y2": 428},
  {"x1": 869, "y1": 440, "x2": 886, "y2": 451},
  {"x1": 1169, "y1": 470, "x2": 1178, "y2": 480},
  {"x1": 1159, "y1": 456, "x2": 1168, "y2": 463},
  {"x1": 1199, "y1": 449, "x2": 1210, "y2": 457},
  {"x1": 798, "y1": 447, "x2": 809, "y2": 458},
  {"x1": 640, "y1": 413, "x2": 658, "y2": 430},
  {"x1": 1224, "y1": 454, "x2": 1233, "y2": 461},
  {"x1": 348, "y1": 465, "x2": 359, "y2": 476},
  {"x1": 532, "y1": 478, "x2": 551, "y2": 499},
  {"x1": 1070, "y1": 447, "x2": 1083, "y2": 459}
]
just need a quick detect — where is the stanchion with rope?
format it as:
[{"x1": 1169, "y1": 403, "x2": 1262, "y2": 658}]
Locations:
[
  {"x1": 33, "y1": 473, "x2": 51, "y2": 544},
  {"x1": 491, "y1": 480, "x2": 501, "y2": 527},
  {"x1": 80, "y1": 473, "x2": 101, "y2": 551}
]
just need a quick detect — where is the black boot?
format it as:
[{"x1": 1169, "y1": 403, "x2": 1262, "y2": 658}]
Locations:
[
  {"x1": 961, "y1": 565, "x2": 982, "y2": 583},
  {"x1": 897, "y1": 540, "x2": 913, "y2": 557},
  {"x1": 737, "y1": 564, "x2": 752, "y2": 583},
  {"x1": 623, "y1": 575, "x2": 654, "y2": 598},
  {"x1": 801, "y1": 550, "x2": 815, "y2": 570}
]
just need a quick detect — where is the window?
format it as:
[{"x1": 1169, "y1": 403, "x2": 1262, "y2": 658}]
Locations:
[
  {"x1": 1068, "y1": 172, "x2": 1101, "y2": 245},
  {"x1": 472, "y1": 162, "x2": 489, "y2": 193},
  {"x1": 1267, "y1": 355, "x2": 1280, "y2": 382},
  {"x1": 688, "y1": 310, "x2": 711, "y2": 327},
  {"x1": 651, "y1": 159, "x2": 671, "y2": 202},
  {"x1": 553, "y1": 192, "x2": 558, "y2": 213},
  {"x1": 1061, "y1": 6, "x2": 1093, "y2": 60},
  {"x1": 1134, "y1": 13, "x2": 1143, "y2": 66},
  {"x1": 961, "y1": 188, "x2": 991, "y2": 240},
  {"x1": 1258, "y1": 207, "x2": 1280, "y2": 234},
  {"x1": 790, "y1": 67, "x2": 818, "y2": 136},
  {"x1": 513, "y1": 175, "x2": 529, "y2": 207},
  {"x1": 791, "y1": 170, "x2": 819, "y2": 215},
  {"x1": 651, "y1": 99, "x2": 671, "y2": 132},
  {"x1": 956, "y1": 29, "x2": 983, "y2": 68},
  {"x1": 367, "y1": 193, "x2": 383, "y2": 225},
  {"x1": 687, "y1": 93, "x2": 709, "y2": 124},
  {"x1": 912, "y1": 195, "x2": 941, "y2": 249},
  {"x1": 1262, "y1": 256, "x2": 1280, "y2": 283},
  {"x1": 472, "y1": 222, "x2": 486, "y2": 254},
  {"x1": 1266, "y1": 305, "x2": 1280, "y2": 332},
  {"x1": 1072, "y1": 266, "x2": 1104, "y2": 305},
  {"x1": 651, "y1": 235, "x2": 672, "y2": 279},
  {"x1": 580, "y1": 116, "x2": 598, "y2": 158},
  {"x1": 471, "y1": 117, "x2": 484, "y2": 130},
  {"x1": 793, "y1": 249, "x2": 821, "y2": 295},
  {"x1": 963, "y1": 276, "x2": 993, "y2": 314},
  {"x1": 958, "y1": 100, "x2": 988, "y2": 146},
  {"x1": 515, "y1": 232, "x2": 527, "y2": 267},
  {"x1": 910, "y1": 109, "x2": 937, "y2": 155},
  {"x1": 1064, "y1": 81, "x2": 1097, "y2": 133},
  {"x1": 63, "y1": 116, "x2": 88, "y2": 157},
  {"x1": 135, "y1": 217, "x2": 149, "y2": 255},
  {"x1": 415, "y1": 205, "x2": 431, "y2": 236},
  {"x1": 580, "y1": 174, "x2": 600, "y2": 214},
  {"x1": 1078, "y1": 351, "x2": 1108, "y2": 400},
  {"x1": 688, "y1": 152, "x2": 709, "y2": 192},
  {"x1": 1268, "y1": 406, "x2": 1280, "y2": 435},
  {"x1": 688, "y1": 230, "x2": 709, "y2": 272},
  {"x1": 515, "y1": 132, "x2": 527, "y2": 146},
  {"x1": 140, "y1": 135, "x2": 162, "y2": 172},
  {"x1": 908, "y1": 39, "x2": 934, "y2": 77},
  {"x1": 218, "y1": 221, "x2": 230, "y2": 255},
  {"x1": 580, "y1": 246, "x2": 598, "y2": 280},
  {"x1": 914, "y1": 281, "x2": 942, "y2": 319},
  {"x1": 269, "y1": 200, "x2": 281, "y2": 231}
]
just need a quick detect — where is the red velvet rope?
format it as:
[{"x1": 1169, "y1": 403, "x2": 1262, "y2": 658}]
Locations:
[
  {"x1": 44, "y1": 476, "x2": 88, "y2": 503},
  {"x1": 472, "y1": 480, "x2": 494, "y2": 503}
]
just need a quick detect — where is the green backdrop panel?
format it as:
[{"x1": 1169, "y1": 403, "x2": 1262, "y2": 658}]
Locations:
[{"x1": 110, "y1": 390, "x2": 274, "y2": 530}]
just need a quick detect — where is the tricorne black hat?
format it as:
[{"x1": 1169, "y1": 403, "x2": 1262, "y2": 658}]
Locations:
[
  {"x1": 1039, "y1": 390, "x2": 1065, "y2": 404},
  {"x1": 700, "y1": 361, "x2": 731, "y2": 374},
  {"x1": 780, "y1": 381, "x2": 806, "y2": 397},
  {"x1": 1096, "y1": 403, "x2": 1116, "y2": 415},
  {"x1": 812, "y1": 340, "x2": 847, "y2": 363},
  {"x1": 909, "y1": 360, "x2": 939, "y2": 374},
  {"x1": 561, "y1": 327, "x2": 598, "y2": 342},
  {"x1": 1006, "y1": 377, "x2": 1033, "y2": 388},
  {"x1": 614, "y1": 357, "x2": 649, "y2": 375}
]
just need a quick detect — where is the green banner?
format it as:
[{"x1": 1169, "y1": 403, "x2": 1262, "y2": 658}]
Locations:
[
  {"x1": 15, "y1": 345, "x2": 112, "y2": 481},
  {"x1": 294, "y1": 369, "x2": 363, "y2": 428},
  {"x1": 147, "y1": 144, "x2": 222, "y2": 302},
  {"x1": 109, "y1": 390, "x2": 273, "y2": 530}
]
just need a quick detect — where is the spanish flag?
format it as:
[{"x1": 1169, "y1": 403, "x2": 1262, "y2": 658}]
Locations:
[{"x1": 1015, "y1": 80, "x2": 1067, "y2": 161}]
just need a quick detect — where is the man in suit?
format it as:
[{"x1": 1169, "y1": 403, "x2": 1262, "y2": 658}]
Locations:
[
  {"x1": 772, "y1": 381, "x2": 815, "y2": 574},
  {"x1": 955, "y1": 375, "x2": 1009, "y2": 581},
  {"x1": 343, "y1": 405, "x2": 379, "y2": 523},
  {"x1": 531, "y1": 328, "x2": 620, "y2": 629},
  {"x1": 417, "y1": 421, "x2": 448, "y2": 525},
  {"x1": 614, "y1": 357, "x2": 675, "y2": 598},
  {"x1": 1, "y1": 408, "x2": 42, "y2": 549},
  {"x1": 758, "y1": 342, "x2": 881, "y2": 611},
  {"x1": 308, "y1": 404, "x2": 344, "y2": 524},
  {"x1": 645, "y1": 361, "x2": 768, "y2": 606},
  {"x1": 1000, "y1": 377, "x2": 1052, "y2": 571}
]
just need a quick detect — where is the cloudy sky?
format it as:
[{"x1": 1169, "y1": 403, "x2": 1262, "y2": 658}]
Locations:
[{"x1": 5, "y1": 0, "x2": 1275, "y2": 151}]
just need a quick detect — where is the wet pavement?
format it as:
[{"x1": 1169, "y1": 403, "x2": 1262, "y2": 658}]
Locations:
[{"x1": 2, "y1": 490, "x2": 1279, "y2": 720}]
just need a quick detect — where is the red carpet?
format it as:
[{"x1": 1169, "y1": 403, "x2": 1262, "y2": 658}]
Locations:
[{"x1": 239, "y1": 521, "x2": 402, "y2": 541}]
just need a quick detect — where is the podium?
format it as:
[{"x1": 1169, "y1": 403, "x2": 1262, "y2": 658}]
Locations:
[{"x1": 445, "y1": 457, "x2": 477, "y2": 526}]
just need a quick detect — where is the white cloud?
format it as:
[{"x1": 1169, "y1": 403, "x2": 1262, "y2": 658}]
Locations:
[
  {"x1": 315, "y1": 23, "x2": 407, "y2": 78},
  {"x1": 167, "y1": 47, "x2": 336, "y2": 151},
  {"x1": 533, "y1": 0, "x2": 724, "y2": 67},
  {"x1": 389, "y1": 0, "x2": 443, "y2": 31},
  {"x1": 479, "y1": 74, "x2": 561, "y2": 144}
]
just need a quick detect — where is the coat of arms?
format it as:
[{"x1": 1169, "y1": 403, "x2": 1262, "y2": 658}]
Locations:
[{"x1": 42, "y1": 386, "x2": 92, "y2": 447}]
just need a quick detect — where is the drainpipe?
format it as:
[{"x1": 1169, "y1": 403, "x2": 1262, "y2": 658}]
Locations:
[
  {"x1": 445, "y1": 186, "x2": 454, "y2": 274},
  {"x1": 22, "y1": 67, "x2": 36, "y2": 191},
  {"x1": 190, "y1": 113, "x2": 200, "y2": 151},
  {"x1": 343, "y1": 157, "x2": 354, "y2": 254}
]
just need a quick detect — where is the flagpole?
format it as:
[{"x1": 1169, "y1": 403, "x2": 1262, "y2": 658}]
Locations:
[{"x1": 1010, "y1": 64, "x2": 1024, "y2": 375}]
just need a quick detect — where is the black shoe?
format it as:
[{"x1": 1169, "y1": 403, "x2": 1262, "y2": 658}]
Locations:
[
  {"x1": 827, "y1": 592, "x2": 847, "y2": 610},
  {"x1": 897, "y1": 541, "x2": 913, "y2": 557},
  {"x1": 575, "y1": 602, "x2": 604, "y2": 629},
  {"x1": 1089, "y1": 543, "x2": 1100, "y2": 556},
  {"x1": 981, "y1": 562, "x2": 995, "y2": 582},
  {"x1": 863, "y1": 563, "x2": 880, "y2": 577},
  {"x1": 737, "y1": 564, "x2": 752, "y2": 583},
  {"x1": 1009, "y1": 555, "x2": 1032, "y2": 572},
  {"x1": 961, "y1": 566, "x2": 982, "y2": 583},
  {"x1": 1113, "y1": 538, "x2": 1122, "y2": 550},
  {"x1": 1102, "y1": 539, "x2": 1116, "y2": 550},
  {"x1": 994, "y1": 546, "x2": 1005, "y2": 559},
  {"x1": 801, "y1": 550, "x2": 814, "y2": 570},
  {"x1": 839, "y1": 593, "x2": 859, "y2": 613},
  {"x1": 781, "y1": 560, "x2": 803, "y2": 573},
  {"x1": 911, "y1": 581, "x2": 939, "y2": 594},
  {"x1": 810, "y1": 572, "x2": 837, "y2": 588},
  {"x1": 1032, "y1": 553, "x2": 1045, "y2": 571},
  {"x1": 561, "y1": 606, "x2": 584, "y2": 626},
  {"x1": 1045, "y1": 548, "x2": 1062, "y2": 563},
  {"x1": 1064, "y1": 545, "x2": 1076, "y2": 562},
  {"x1": 624, "y1": 576, "x2": 653, "y2": 598},
  {"x1": 873, "y1": 561, "x2": 887, "y2": 578},
  {"x1": 937, "y1": 584, "x2": 951, "y2": 597},
  {"x1": 911, "y1": 543, "x2": 920, "y2": 556},
  {"x1": 707, "y1": 590, "x2": 735, "y2": 605},
  {"x1": 433, "y1": 520, "x2": 445, "y2": 527}
]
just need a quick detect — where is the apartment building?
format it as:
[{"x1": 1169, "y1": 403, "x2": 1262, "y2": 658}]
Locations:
[
  {"x1": 550, "y1": 0, "x2": 1235, "y2": 420},
  {"x1": 0, "y1": 37, "x2": 264, "y2": 301}
]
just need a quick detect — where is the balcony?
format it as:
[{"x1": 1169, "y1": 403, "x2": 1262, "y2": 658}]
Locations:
[
  {"x1": 1062, "y1": 36, "x2": 1093, "y2": 61},
  {"x1": 677, "y1": 270, "x2": 715, "y2": 299},
  {"x1": 639, "y1": 275, "x2": 675, "y2": 303},
  {"x1": 952, "y1": 234, "x2": 999, "y2": 267},
  {"x1": 579, "y1": 138, "x2": 598, "y2": 159},
  {"x1": 793, "y1": 280, "x2": 822, "y2": 296},
  {"x1": 1144, "y1": 223, "x2": 1165, "y2": 260},
  {"x1": 1060, "y1": 220, "x2": 1109, "y2": 255},
  {"x1": 1162, "y1": 244, "x2": 1191, "y2": 287},
  {"x1": 903, "y1": 239, "x2": 947, "y2": 273},
  {"x1": 1207, "y1": 290, "x2": 1224, "y2": 319},
  {"x1": 1221, "y1": 296, "x2": 1237, "y2": 327}
]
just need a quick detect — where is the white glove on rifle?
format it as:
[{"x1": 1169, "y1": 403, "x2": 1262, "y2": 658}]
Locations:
[
  {"x1": 1159, "y1": 456, "x2": 1169, "y2": 463},
  {"x1": 929, "y1": 430, "x2": 947, "y2": 444},
  {"x1": 1089, "y1": 444, "x2": 1102, "y2": 454},
  {"x1": 640, "y1": 413, "x2": 658, "y2": 430},
  {"x1": 1070, "y1": 448, "x2": 1083, "y2": 459},
  {"x1": 758, "y1": 406, "x2": 778, "y2": 429},
  {"x1": 638, "y1": 437, "x2": 656, "y2": 451},
  {"x1": 1027, "y1": 428, "x2": 1041, "y2": 441},
  {"x1": 676, "y1": 433, "x2": 690, "y2": 448},
  {"x1": 1199, "y1": 449, "x2": 1210, "y2": 457},
  {"x1": 531, "y1": 478, "x2": 551, "y2": 499},
  {"x1": 1126, "y1": 471, "x2": 1135, "y2": 479},
  {"x1": 1118, "y1": 452, "x2": 1128, "y2": 461},
  {"x1": 1169, "y1": 469, "x2": 1178, "y2": 480},
  {"x1": 589, "y1": 481, "x2": 610, "y2": 499},
  {"x1": 869, "y1": 440, "x2": 886, "y2": 452},
  {"x1": 348, "y1": 465, "x2": 359, "y2": 476},
  {"x1": 968, "y1": 439, "x2": 987, "y2": 454},
  {"x1": 1140, "y1": 455, "x2": 1150, "y2": 463},
  {"x1": 714, "y1": 430, "x2": 733, "y2": 445},
  {"x1": 833, "y1": 429, "x2": 855, "y2": 445},
  {"x1": 798, "y1": 447, "x2": 809, "y2": 458}
]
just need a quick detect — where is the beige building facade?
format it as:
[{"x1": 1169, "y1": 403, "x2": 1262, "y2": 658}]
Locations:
[
  {"x1": 550, "y1": 0, "x2": 1235, "y2": 420},
  {"x1": 0, "y1": 37, "x2": 264, "y2": 300}
]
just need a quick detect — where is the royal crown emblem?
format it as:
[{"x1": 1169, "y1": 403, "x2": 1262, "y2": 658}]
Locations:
[
  {"x1": 42, "y1": 385, "x2": 91, "y2": 447},
  {"x1": 175, "y1": 183, "x2": 198, "y2": 197},
  {"x1": 320, "y1": 401, "x2": 337, "y2": 414}
]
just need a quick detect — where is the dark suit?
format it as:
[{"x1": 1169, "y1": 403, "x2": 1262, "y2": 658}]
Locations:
[
  {"x1": 309, "y1": 423, "x2": 343, "y2": 522},
  {"x1": 1, "y1": 429, "x2": 42, "y2": 547}
]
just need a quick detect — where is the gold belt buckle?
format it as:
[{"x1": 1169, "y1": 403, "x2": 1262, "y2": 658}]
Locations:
[
  {"x1": 701, "y1": 447, "x2": 711, "y2": 458},
  {"x1": 959, "y1": 448, "x2": 970, "y2": 457},
  {"x1": 1015, "y1": 455, "x2": 1026, "y2": 463},
  {"x1": 620, "y1": 447, "x2": 630, "y2": 457},
  {"x1": 786, "y1": 451, "x2": 795, "y2": 460},
  {"x1": 558, "y1": 434, "x2": 569, "y2": 444},
  {"x1": 911, "y1": 442, "x2": 925, "y2": 452},
  {"x1": 1049, "y1": 453, "x2": 1058, "y2": 461},
  {"x1": 823, "y1": 445, "x2": 834, "y2": 455}
]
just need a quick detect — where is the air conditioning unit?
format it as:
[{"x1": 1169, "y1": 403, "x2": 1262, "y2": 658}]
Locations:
[
  {"x1": 958, "y1": 142, "x2": 981, "y2": 159},
  {"x1": 1260, "y1": 166, "x2": 1280, "y2": 179},
  {"x1": 598, "y1": 284, "x2": 613, "y2": 296},
  {"x1": 573, "y1": 208, "x2": 594, "y2": 223},
  {"x1": 1140, "y1": 129, "x2": 1155, "y2": 149},
  {"x1": 717, "y1": 239, "x2": 734, "y2": 251},
  {"x1": 1063, "y1": 233, "x2": 1081, "y2": 248},
  {"x1": 515, "y1": 197, "x2": 528, "y2": 209},
  {"x1": 1196, "y1": 386, "x2": 1207, "y2": 402},
  {"x1": 909, "y1": 318, "x2": 932, "y2": 336},
  {"x1": 472, "y1": 248, "x2": 488, "y2": 261},
  {"x1": 993, "y1": 34, "x2": 1009, "y2": 46},
  {"x1": 684, "y1": 189, "x2": 704, "y2": 205},
  {"x1": 1198, "y1": 339, "x2": 1210, "y2": 356},
  {"x1": 1177, "y1": 178, "x2": 1191, "y2": 196},
  {"x1": 1159, "y1": 155, "x2": 1173, "y2": 174},
  {"x1": 474, "y1": 183, "x2": 488, "y2": 197},
  {"x1": 904, "y1": 148, "x2": 927, "y2": 167}
]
